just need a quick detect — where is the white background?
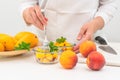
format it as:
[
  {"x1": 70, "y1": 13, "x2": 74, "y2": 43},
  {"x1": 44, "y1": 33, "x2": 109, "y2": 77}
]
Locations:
[{"x1": 0, "y1": 0, "x2": 120, "y2": 42}]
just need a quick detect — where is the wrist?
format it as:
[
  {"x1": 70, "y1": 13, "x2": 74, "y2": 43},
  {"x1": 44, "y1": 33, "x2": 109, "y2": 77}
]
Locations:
[
  {"x1": 93, "y1": 16, "x2": 105, "y2": 30},
  {"x1": 23, "y1": 8, "x2": 32, "y2": 26}
]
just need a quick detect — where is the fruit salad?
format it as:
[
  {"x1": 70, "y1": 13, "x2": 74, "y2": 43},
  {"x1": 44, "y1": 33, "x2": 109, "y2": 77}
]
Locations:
[
  {"x1": 35, "y1": 47, "x2": 58, "y2": 64},
  {"x1": 34, "y1": 36, "x2": 74, "y2": 64},
  {"x1": 54, "y1": 36, "x2": 74, "y2": 52}
]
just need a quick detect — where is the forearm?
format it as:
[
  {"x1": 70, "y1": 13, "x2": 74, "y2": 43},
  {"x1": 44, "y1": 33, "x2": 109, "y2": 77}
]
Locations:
[
  {"x1": 92, "y1": 16, "x2": 105, "y2": 31},
  {"x1": 20, "y1": 0, "x2": 38, "y2": 25},
  {"x1": 20, "y1": 0, "x2": 38, "y2": 14},
  {"x1": 95, "y1": 0, "x2": 118, "y2": 25},
  {"x1": 23, "y1": 7, "x2": 32, "y2": 25}
]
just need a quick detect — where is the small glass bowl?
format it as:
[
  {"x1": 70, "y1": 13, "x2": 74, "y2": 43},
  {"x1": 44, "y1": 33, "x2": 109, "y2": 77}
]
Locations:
[
  {"x1": 56, "y1": 43, "x2": 76, "y2": 53},
  {"x1": 34, "y1": 46, "x2": 59, "y2": 64},
  {"x1": 58, "y1": 46, "x2": 73, "y2": 52}
]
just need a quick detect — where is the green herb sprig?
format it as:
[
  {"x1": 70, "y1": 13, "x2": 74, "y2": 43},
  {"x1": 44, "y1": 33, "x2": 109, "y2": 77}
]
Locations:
[
  {"x1": 56, "y1": 36, "x2": 66, "y2": 43},
  {"x1": 14, "y1": 42, "x2": 30, "y2": 51},
  {"x1": 49, "y1": 41, "x2": 58, "y2": 52}
]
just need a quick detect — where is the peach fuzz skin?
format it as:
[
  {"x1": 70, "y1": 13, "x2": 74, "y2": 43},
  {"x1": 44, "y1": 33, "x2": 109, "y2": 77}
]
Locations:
[
  {"x1": 59, "y1": 50, "x2": 78, "y2": 69},
  {"x1": 86, "y1": 51, "x2": 106, "y2": 71},
  {"x1": 79, "y1": 40, "x2": 96, "y2": 57}
]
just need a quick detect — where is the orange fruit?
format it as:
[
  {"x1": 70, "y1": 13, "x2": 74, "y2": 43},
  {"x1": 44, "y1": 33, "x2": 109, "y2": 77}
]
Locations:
[
  {"x1": 86, "y1": 51, "x2": 106, "y2": 71},
  {"x1": 59, "y1": 50, "x2": 78, "y2": 69},
  {"x1": 79, "y1": 40, "x2": 96, "y2": 57}
]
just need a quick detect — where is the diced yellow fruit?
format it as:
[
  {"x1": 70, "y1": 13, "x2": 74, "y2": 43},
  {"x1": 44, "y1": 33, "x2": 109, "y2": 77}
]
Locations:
[
  {"x1": 59, "y1": 43, "x2": 65, "y2": 47},
  {"x1": 46, "y1": 53, "x2": 53, "y2": 61},
  {"x1": 36, "y1": 52, "x2": 45, "y2": 59},
  {"x1": 66, "y1": 47, "x2": 73, "y2": 50},
  {"x1": 62, "y1": 47, "x2": 67, "y2": 51},
  {"x1": 53, "y1": 53, "x2": 58, "y2": 59},
  {"x1": 36, "y1": 48, "x2": 43, "y2": 52},
  {"x1": 54, "y1": 42, "x2": 59, "y2": 46},
  {"x1": 42, "y1": 58, "x2": 50, "y2": 63},
  {"x1": 64, "y1": 42, "x2": 71, "y2": 46},
  {"x1": 39, "y1": 58, "x2": 44, "y2": 63}
]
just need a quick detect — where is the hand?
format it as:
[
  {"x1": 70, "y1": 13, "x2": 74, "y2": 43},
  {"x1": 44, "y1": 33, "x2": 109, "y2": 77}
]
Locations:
[
  {"x1": 23, "y1": 5, "x2": 47, "y2": 30},
  {"x1": 73, "y1": 16, "x2": 104, "y2": 53}
]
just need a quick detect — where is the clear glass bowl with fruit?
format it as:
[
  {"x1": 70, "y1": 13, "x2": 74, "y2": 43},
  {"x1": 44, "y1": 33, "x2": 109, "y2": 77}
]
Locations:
[
  {"x1": 33, "y1": 36, "x2": 75, "y2": 64},
  {"x1": 54, "y1": 37, "x2": 75, "y2": 52},
  {"x1": 34, "y1": 44, "x2": 59, "y2": 64}
]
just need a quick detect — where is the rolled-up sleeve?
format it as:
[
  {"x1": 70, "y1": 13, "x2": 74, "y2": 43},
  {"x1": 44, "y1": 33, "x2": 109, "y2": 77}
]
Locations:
[
  {"x1": 20, "y1": 0, "x2": 38, "y2": 15},
  {"x1": 95, "y1": 0, "x2": 118, "y2": 25}
]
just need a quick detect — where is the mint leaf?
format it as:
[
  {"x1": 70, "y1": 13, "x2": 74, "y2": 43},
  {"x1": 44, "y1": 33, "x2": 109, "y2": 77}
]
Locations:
[
  {"x1": 14, "y1": 42, "x2": 30, "y2": 51},
  {"x1": 49, "y1": 41, "x2": 58, "y2": 52},
  {"x1": 56, "y1": 36, "x2": 66, "y2": 43}
]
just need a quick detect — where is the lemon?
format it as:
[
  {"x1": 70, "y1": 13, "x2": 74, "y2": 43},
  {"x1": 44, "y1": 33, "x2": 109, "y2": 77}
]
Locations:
[
  {"x1": 0, "y1": 43, "x2": 4, "y2": 51},
  {"x1": 0, "y1": 33, "x2": 16, "y2": 51},
  {"x1": 15, "y1": 32, "x2": 39, "y2": 48}
]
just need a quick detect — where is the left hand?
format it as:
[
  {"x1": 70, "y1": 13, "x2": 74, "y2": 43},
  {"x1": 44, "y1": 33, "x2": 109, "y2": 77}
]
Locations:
[{"x1": 73, "y1": 16, "x2": 104, "y2": 53}]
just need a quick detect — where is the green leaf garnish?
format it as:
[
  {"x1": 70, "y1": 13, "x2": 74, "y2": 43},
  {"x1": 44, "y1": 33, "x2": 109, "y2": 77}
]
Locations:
[
  {"x1": 14, "y1": 41, "x2": 30, "y2": 51},
  {"x1": 49, "y1": 41, "x2": 58, "y2": 52},
  {"x1": 56, "y1": 36, "x2": 66, "y2": 43}
]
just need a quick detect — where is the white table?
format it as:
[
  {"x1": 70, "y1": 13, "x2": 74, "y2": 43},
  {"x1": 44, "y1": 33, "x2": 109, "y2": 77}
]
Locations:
[{"x1": 0, "y1": 42, "x2": 120, "y2": 80}]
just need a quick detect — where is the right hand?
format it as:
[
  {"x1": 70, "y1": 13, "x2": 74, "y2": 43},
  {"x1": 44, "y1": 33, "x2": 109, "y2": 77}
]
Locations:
[{"x1": 23, "y1": 5, "x2": 47, "y2": 30}]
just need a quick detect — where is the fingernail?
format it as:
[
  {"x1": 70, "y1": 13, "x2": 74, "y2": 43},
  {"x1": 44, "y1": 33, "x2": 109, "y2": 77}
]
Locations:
[
  {"x1": 73, "y1": 46, "x2": 76, "y2": 50},
  {"x1": 77, "y1": 36, "x2": 81, "y2": 40},
  {"x1": 44, "y1": 17, "x2": 48, "y2": 21}
]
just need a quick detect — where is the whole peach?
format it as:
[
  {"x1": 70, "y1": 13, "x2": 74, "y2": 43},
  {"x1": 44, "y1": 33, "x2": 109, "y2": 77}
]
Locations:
[
  {"x1": 79, "y1": 40, "x2": 96, "y2": 57},
  {"x1": 86, "y1": 51, "x2": 106, "y2": 71},
  {"x1": 59, "y1": 50, "x2": 78, "y2": 69}
]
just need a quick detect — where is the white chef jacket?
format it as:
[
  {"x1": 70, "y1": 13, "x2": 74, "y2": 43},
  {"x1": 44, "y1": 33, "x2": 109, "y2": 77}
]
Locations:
[{"x1": 20, "y1": 0, "x2": 117, "y2": 43}]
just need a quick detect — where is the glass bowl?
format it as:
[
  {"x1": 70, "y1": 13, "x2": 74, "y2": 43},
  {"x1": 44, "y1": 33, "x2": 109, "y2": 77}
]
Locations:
[
  {"x1": 54, "y1": 42, "x2": 75, "y2": 52},
  {"x1": 33, "y1": 46, "x2": 59, "y2": 64}
]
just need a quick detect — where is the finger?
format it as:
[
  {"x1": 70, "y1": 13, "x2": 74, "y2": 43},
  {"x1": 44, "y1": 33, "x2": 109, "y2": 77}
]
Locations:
[
  {"x1": 74, "y1": 49, "x2": 79, "y2": 54},
  {"x1": 73, "y1": 44, "x2": 79, "y2": 51},
  {"x1": 84, "y1": 33, "x2": 92, "y2": 40},
  {"x1": 77, "y1": 25, "x2": 87, "y2": 40},
  {"x1": 34, "y1": 5, "x2": 47, "y2": 25},
  {"x1": 73, "y1": 45, "x2": 79, "y2": 53},
  {"x1": 25, "y1": 9, "x2": 34, "y2": 24},
  {"x1": 44, "y1": 17, "x2": 48, "y2": 21},
  {"x1": 73, "y1": 42, "x2": 81, "y2": 51},
  {"x1": 73, "y1": 38, "x2": 86, "y2": 51},
  {"x1": 29, "y1": 7, "x2": 44, "y2": 30}
]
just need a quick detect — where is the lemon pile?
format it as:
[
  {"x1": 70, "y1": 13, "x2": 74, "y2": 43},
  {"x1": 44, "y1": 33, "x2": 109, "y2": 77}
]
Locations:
[{"x1": 0, "y1": 31, "x2": 39, "y2": 52}]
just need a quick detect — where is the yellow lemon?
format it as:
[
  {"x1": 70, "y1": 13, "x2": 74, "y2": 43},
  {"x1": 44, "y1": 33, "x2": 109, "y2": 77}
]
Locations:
[
  {"x1": 14, "y1": 32, "x2": 33, "y2": 40},
  {"x1": 0, "y1": 33, "x2": 16, "y2": 51},
  {"x1": 0, "y1": 43, "x2": 4, "y2": 51},
  {"x1": 15, "y1": 32, "x2": 39, "y2": 48}
]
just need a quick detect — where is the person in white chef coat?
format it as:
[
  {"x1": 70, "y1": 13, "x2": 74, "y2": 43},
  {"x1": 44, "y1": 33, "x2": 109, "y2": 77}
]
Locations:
[{"x1": 20, "y1": 0, "x2": 117, "y2": 53}]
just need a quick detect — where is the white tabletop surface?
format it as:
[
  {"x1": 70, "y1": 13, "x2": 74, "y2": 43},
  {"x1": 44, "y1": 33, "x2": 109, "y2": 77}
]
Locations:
[{"x1": 0, "y1": 42, "x2": 120, "y2": 80}]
